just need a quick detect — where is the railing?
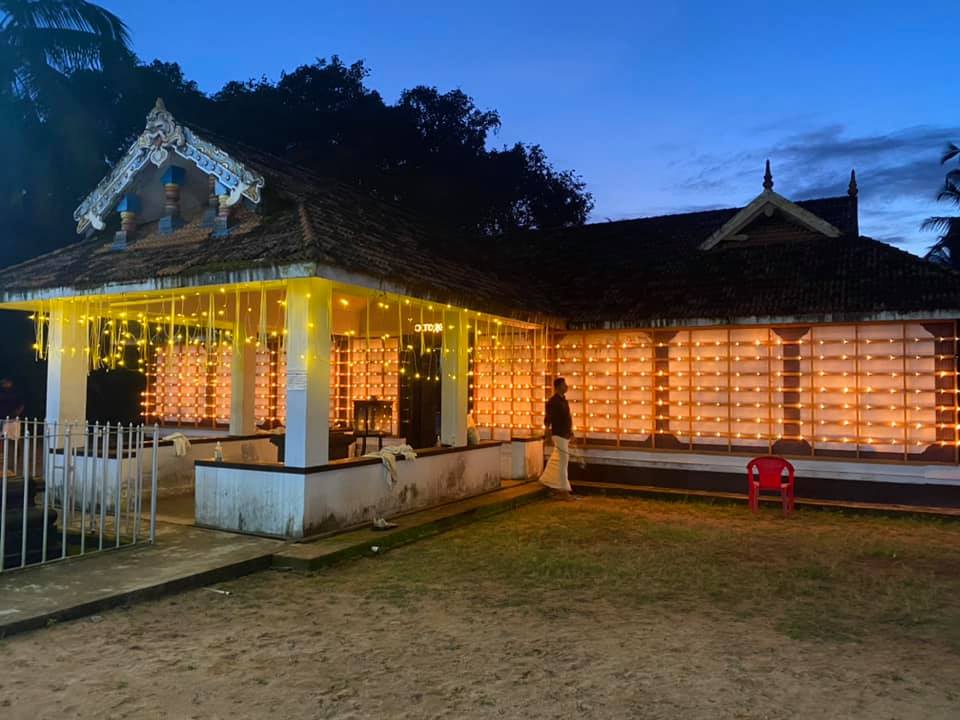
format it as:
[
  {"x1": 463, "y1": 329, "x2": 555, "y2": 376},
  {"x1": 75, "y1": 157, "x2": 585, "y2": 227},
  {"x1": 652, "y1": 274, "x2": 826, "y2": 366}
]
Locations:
[{"x1": 0, "y1": 419, "x2": 159, "y2": 573}]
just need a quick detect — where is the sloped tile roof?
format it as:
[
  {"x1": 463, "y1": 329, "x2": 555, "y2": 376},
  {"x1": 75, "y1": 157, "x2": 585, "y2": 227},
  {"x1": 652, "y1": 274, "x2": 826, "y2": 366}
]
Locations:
[
  {"x1": 2, "y1": 133, "x2": 958, "y2": 327},
  {"x1": 0, "y1": 142, "x2": 547, "y2": 318},
  {"x1": 479, "y1": 200, "x2": 960, "y2": 326}
]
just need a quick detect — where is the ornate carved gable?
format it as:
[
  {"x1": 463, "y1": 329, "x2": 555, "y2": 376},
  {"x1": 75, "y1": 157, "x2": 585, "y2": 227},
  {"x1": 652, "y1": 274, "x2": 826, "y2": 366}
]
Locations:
[
  {"x1": 73, "y1": 99, "x2": 265, "y2": 234},
  {"x1": 699, "y1": 161, "x2": 844, "y2": 250}
]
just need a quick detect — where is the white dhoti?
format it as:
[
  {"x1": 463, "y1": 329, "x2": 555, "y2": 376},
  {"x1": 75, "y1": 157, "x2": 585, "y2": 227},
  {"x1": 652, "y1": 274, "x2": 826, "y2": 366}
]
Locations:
[{"x1": 539, "y1": 435, "x2": 572, "y2": 492}]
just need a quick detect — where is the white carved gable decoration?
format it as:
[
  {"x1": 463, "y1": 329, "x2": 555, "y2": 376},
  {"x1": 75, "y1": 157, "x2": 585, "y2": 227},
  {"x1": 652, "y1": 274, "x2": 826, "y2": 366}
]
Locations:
[
  {"x1": 73, "y1": 99, "x2": 266, "y2": 234},
  {"x1": 698, "y1": 190, "x2": 843, "y2": 250},
  {"x1": 699, "y1": 161, "x2": 843, "y2": 251}
]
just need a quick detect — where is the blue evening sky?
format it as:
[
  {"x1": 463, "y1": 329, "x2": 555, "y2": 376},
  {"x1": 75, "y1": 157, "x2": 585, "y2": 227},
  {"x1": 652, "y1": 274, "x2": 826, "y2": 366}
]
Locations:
[{"x1": 101, "y1": 1, "x2": 957, "y2": 255}]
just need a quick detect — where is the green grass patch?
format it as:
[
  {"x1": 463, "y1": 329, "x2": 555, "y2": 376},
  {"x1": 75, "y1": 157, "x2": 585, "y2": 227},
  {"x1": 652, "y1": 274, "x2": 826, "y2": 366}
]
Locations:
[{"x1": 316, "y1": 497, "x2": 960, "y2": 650}]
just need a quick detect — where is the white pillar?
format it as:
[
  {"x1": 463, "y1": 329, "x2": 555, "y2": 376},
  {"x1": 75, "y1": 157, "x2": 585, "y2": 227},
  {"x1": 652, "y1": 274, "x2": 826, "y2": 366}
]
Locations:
[
  {"x1": 45, "y1": 301, "x2": 88, "y2": 426},
  {"x1": 441, "y1": 308, "x2": 468, "y2": 446},
  {"x1": 229, "y1": 339, "x2": 257, "y2": 436},
  {"x1": 284, "y1": 278, "x2": 332, "y2": 466}
]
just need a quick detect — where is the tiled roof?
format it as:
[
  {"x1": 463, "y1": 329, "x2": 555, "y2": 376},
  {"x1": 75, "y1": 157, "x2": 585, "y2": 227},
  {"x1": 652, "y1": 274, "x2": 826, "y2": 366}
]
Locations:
[
  {"x1": 2, "y1": 134, "x2": 958, "y2": 326},
  {"x1": 479, "y1": 200, "x2": 960, "y2": 326},
  {"x1": 0, "y1": 142, "x2": 547, "y2": 318}
]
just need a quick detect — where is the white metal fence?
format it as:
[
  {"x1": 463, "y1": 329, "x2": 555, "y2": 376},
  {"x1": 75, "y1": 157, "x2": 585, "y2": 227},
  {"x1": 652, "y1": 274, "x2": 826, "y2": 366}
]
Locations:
[{"x1": 0, "y1": 419, "x2": 159, "y2": 573}]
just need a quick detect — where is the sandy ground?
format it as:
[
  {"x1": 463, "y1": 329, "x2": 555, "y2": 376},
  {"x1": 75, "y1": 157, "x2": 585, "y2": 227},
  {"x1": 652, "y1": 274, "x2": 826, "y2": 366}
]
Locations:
[{"x1": 1, "y1": 498, "x2": 959, "y2": 719}]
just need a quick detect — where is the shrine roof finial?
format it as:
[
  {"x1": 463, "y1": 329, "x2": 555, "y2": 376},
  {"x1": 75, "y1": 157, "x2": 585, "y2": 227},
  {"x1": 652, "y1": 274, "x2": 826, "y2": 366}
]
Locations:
[
  {"x1": 848, "y1": 168, "x2": 858, "y2": 197},
  {"x1": 763, "y1": 159, "x2": 774, "y2": 192},
  {"x1": 153, "y1": 97, "x2": 166, "y2": 113}
]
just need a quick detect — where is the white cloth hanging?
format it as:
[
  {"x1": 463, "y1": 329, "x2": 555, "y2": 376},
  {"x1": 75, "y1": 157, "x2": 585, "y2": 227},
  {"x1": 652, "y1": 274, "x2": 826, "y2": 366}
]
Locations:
[
  {"x1": 163, "y1": 432, "x2": 192, "y2": 458},
  {"x1": 364, "y1": 444, "x2": 417, "y2": 488}
]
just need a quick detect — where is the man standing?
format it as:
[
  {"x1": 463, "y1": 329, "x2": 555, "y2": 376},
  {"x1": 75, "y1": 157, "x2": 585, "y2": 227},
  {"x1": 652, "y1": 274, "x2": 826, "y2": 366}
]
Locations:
[{"x1": 539, "y1": 377, "x2": 575, "y2": 499}]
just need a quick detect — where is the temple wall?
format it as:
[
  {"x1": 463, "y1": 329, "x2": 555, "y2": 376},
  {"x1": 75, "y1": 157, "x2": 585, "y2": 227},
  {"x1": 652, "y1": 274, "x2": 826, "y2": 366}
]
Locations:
[
  {"x1": 195, "y1": 443, "x2": 501, "y2": 538},
  {"x1": 476, "y1": 320, "x2": 959, "y2": 466}
]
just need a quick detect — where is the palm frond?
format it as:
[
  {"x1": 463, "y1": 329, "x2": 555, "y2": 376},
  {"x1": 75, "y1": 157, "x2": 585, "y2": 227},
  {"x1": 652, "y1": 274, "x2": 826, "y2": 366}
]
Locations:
[
  {"x1": 19, "y1": 27, "x2": 111, "y2": 70},
  {"x1": 935, "y1": 178, "x2": 960, "y2": 206},
  {"x1": 8, "y1": 0, "x2": 128, "y2": 44},
  {"x1": 921, "y1": 216, "x2": 960, "y2": 234},
  {"x1": 0, "y1": 1, "x2": 131, "y2": 98},
  {"x1": 925, "y1": 244, "x2": 951, "y2": 265},
  {"x1": 924, "y1": 228, "x2": 960, "y2": 269},
  {"x1": 943, "y1": 143, "x2": 960, "y2": 165}
]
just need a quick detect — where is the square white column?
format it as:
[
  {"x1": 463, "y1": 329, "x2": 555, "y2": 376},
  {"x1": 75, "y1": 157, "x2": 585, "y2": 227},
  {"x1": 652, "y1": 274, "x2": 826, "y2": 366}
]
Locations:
[
  {"x1": 284, "y1": 278, "x2": 332, "y2": 466},
  {"x1": 229, "y1": 338, "x2": 257, "y2": 436},
  {"x1": 45, "y1": 300, "x2": 88, "y2": 426},
  {"x1": 441, "y1": 308, "x2": 468, "y2": 446}
]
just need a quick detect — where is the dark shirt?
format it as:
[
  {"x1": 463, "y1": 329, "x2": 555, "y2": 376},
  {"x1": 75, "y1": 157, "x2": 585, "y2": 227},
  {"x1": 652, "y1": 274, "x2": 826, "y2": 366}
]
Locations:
[{"x1": 545, "y1": 394, "x2": 572, "y2": 439}]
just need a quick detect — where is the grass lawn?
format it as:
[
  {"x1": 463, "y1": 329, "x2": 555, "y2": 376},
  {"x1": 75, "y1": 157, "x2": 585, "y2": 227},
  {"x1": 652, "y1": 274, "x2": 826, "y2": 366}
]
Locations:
[{"x1": 2, "y1": 496, "x2": 960, "y2": 719}]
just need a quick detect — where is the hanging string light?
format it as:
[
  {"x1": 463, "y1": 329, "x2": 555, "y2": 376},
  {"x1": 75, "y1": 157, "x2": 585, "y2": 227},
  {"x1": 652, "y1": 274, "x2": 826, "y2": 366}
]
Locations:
[
  {"x1": 257, "y1": 286, "x2": 268, "y2": 348},
  {"x1": 20, "y1": 285, "x2": 956, "y2": 460}
]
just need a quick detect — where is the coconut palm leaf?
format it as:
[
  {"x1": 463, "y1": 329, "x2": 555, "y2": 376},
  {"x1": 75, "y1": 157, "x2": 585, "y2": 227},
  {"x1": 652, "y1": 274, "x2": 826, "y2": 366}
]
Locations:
[
  {"x1": 922, "y1": 216, "x2": 960, "y2": 235},
  {"x1": 923, "y1": 143, "x2": 960, "y2": 268},
  {"x1": 923, "y1": 223, "x2": 960, "y2": 267},
  {"x1": 0, "y1": 0, "x2": 130, "y2": 100},
  {"x1": 0, "y1": 0, "x2": 128, "y2": 46},
  {"x1": 943, "y1": 143, "x2": 960, "y2": 165}
]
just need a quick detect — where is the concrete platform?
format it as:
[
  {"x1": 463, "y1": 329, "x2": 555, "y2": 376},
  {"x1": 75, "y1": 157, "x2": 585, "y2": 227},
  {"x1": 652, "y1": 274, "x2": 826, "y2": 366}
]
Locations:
[
  {"x1": 273, "y1": 480, "x2": 547, "y2": 571},
  {"x1": 0, "y1": 523, "x2": 282, "y2": 638}
]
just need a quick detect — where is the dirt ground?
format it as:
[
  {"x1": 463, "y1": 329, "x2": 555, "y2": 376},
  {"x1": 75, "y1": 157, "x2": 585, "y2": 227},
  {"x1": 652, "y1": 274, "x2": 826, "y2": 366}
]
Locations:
[{"x1": 2, "y1": 496, "x2": 959, "y2": 719}]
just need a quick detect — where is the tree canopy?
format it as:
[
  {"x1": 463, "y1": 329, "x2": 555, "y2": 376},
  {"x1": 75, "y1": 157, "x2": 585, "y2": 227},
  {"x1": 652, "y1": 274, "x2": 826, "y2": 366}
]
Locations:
[
  {"x1": 0, "y1": 0, "x2": 129, "y2": 101},
  {"x1": 0, "y1": 47, "x2": 593, "y2": 268}
]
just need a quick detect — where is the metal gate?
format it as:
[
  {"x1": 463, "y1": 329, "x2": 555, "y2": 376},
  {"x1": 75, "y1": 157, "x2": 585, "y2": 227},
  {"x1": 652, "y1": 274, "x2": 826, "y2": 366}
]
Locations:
[{"x1": 0, "y1": 419, "x2": 159, "y2": 572}]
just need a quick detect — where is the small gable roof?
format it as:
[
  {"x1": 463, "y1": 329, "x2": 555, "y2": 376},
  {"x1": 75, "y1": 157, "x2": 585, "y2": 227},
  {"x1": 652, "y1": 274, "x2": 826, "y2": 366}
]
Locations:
[
  {"x1": 73, "y1": 99, "x2": 265, "y2": 234},
  {"x1": 699, "y1": 188, "x2": 842, "y2": 250}
]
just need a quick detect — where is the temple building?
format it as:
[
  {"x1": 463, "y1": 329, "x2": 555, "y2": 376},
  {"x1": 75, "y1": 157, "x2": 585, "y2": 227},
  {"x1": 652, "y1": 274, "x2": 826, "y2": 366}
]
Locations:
[{"x1": 1, "y1": 100, "x2": 959, "y2": 533}]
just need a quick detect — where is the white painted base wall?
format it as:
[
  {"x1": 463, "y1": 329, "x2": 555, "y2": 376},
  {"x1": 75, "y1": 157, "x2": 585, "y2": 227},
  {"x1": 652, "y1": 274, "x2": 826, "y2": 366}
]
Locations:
[
  {"x1": 195, "y1": 444, "x2": 502, "y2": 538},
  {"x1": 44, "y1": 436, "x2": 280, "y2": 512},
  {"x1": 500, "y1": 440, "x2": 544, "y2": 480},
  {"x1": 143, "y1": 436, "x2": 278, "y2": 498},
  {"x1": 45, "y1": 451, "x2": 139, "y2": 513},
  {"x1": 577, "y1": 448, "x2": 960, "y2": 486}
]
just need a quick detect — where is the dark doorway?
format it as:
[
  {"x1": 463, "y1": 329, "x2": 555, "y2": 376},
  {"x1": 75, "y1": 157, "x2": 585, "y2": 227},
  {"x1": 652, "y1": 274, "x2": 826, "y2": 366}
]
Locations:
[
  {"x1": 87, "y1": 367, "x2": 146, "y2": 425},
  {"x1": 399, "y1": 331, "x2": 442, "y2": 449}
]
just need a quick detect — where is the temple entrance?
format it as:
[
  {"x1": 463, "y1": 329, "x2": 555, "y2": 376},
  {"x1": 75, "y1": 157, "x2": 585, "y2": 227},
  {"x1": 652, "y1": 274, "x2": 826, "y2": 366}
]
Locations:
[{"x1": 399, "y1": 329, "x2": 443, "y2": 449}]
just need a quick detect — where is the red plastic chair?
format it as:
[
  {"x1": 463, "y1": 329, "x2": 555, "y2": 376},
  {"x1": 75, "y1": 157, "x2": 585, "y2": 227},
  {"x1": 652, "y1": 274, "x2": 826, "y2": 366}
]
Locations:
[{"x1": 746, "y1": 456, "x2": 795, "y2": 516}]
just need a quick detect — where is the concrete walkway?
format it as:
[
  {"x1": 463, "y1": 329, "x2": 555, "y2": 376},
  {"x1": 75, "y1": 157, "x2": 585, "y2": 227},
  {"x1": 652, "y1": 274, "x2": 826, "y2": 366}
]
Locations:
[
  {"x1": 0, "y1": 481, "x2": 547, "y2": 637},
  {"x1": 0, "y1": 523, "x2": 281, "y2": 637}
]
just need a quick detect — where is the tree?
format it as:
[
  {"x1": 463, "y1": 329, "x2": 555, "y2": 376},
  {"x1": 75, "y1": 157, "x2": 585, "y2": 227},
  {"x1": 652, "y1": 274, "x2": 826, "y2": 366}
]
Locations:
[
  {"x1": 923, "y1": 143, "x2": 960, "y2": 268},
  {"x1": 0, "y1": 53, "x2": 592, "y2": 268},
  {"x1": 367, "y1": 84, "x2": 592, "y2": 236},
  {"x1": 0, "y1": 0, "x2": 130, "y2": 102},
  {"x1": 195, "y1": 60, "x2": 592, "y2": 237},
  {"x1": 0, "y1": 2, "x2": 134, "y2": 267}
]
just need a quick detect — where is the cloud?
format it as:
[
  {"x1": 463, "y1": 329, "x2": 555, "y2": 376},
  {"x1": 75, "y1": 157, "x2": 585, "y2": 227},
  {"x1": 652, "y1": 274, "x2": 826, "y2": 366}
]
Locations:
[{"x1": 746, "y1": 113, "x2": 817, "y2": 135}]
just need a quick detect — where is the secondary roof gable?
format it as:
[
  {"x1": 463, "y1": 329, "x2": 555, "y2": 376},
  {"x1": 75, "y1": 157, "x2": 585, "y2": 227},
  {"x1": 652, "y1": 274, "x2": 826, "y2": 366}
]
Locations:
[{"x1": 699, "y1": 161, "x2": 843, "y2": 250}]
